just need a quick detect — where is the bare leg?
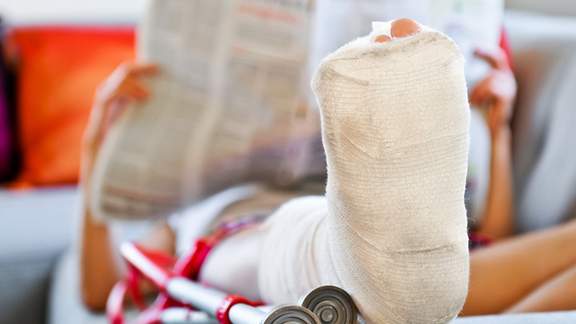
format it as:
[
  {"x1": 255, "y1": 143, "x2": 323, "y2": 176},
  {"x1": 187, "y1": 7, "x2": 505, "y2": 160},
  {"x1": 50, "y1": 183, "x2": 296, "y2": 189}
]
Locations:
[
  {"x1": 462, "y1": 220, "x2": 576, "y2": 315},
  {"x1": 506, "y1": 264, "x2": 576, "y2": 313}
]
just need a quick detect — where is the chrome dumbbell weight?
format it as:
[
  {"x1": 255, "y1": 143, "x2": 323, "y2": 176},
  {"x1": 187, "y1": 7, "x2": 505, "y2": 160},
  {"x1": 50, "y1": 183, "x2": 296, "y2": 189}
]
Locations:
[{"x1": 300, "y1": 286, "x2": 358, "y2": 324}]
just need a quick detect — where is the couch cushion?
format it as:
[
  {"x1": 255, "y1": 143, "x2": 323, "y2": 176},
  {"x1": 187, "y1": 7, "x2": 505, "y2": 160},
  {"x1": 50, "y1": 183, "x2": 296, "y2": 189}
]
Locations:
[
  {"x1": 0, "y1": 187, "x2": 78, "y2": 324},
  {"x1": 49, "y1": 251, "x2": 137, "y2": 324},
  {"x1": 49, "y1": 249, "x2": 576, "y2": 324},
  {"x1": 505, "y1": 12, "x2": 576, "y2": 231},
  {"x1": 7, "y1": 26, "x2": 134, "y2": 186},
  {"x1": 0, "y1": 187, "x2": 78, "y2": 259}
]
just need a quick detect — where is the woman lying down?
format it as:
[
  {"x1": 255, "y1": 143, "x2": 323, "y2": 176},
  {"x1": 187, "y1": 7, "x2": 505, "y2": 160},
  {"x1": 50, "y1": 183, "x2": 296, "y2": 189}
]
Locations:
[{"x1": 81, "y1": 19, "x2": 576, "y2": 323}]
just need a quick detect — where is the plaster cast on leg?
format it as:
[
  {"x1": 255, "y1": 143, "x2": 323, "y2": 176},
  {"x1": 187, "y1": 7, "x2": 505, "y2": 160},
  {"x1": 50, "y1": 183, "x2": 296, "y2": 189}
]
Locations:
[{"x1": 258, "y1": 20, "x2": 470, "y2": 323}]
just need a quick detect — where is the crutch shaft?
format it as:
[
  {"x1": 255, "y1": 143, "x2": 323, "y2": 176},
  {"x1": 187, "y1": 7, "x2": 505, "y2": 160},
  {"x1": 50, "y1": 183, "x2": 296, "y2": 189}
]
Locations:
[
  {"x1": 167, "y1": 277, "x2": 268, "y2": 323},
  {"x1": 160, "y1": 308, "x2": 217, "y2": 324},
  {"x1": 228, "y1": 304, "x2": 267, "y2": 324}
]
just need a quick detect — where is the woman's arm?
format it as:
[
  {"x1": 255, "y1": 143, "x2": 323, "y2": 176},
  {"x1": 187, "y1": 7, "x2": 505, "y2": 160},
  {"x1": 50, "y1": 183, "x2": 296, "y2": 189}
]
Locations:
[
  {"x1": 470, "y1": 49, "x2": 517, "y2": 240},
  {"x1": 80, "y1": 204, "x2": 123, "y2": 311},
  {"x1": 80, "y1": 209, "x2": 175, "y2": 311},
  {"x1": 478, "y1": 119, "x2": 515, "y2": 240},
  {"x1": 79, "y1": 63, "x2": 176, "y2": 311}
]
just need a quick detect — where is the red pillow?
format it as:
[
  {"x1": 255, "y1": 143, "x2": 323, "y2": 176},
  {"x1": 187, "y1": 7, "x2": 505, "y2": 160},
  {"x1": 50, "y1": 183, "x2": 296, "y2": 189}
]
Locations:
[{"x1": 8, "y1": 26, "x2": 135, "y2": 186}]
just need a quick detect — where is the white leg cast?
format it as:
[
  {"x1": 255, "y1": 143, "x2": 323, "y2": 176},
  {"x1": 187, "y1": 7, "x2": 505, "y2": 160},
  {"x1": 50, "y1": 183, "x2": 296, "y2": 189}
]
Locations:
[{"x1": 258, "y1": 22, "x2": 470, "y2": 324}]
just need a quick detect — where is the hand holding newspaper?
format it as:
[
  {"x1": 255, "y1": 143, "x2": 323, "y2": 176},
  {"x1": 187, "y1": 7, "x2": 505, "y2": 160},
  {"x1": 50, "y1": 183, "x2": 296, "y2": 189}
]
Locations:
[{"x1": 90, "y1": 0, "x2": 318, "y2": 221}]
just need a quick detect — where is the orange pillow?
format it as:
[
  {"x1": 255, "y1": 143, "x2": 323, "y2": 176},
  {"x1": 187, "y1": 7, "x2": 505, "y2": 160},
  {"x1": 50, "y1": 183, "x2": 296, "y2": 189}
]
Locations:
[{"x1": 8, "y1": 26, "x2": 135, "y2": 186}]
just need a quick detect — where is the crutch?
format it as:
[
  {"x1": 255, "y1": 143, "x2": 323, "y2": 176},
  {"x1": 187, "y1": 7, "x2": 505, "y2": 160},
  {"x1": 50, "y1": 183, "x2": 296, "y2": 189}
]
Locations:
[
  {"x1": 110, "y1": 242, "x2": 319, "y2": 323},
  {"x1": 108, "y1": 241, "x2": 359, "y2": 324}
]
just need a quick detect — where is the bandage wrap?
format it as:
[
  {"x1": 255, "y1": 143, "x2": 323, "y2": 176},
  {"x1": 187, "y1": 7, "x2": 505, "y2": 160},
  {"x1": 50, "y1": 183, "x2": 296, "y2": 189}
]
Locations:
[{"x1": 258, "y1": 22, "x2": 470, "y2": 324}]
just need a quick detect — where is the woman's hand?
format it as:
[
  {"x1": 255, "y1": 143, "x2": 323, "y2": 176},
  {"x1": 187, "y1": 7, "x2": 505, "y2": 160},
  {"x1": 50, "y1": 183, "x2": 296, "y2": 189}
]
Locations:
[
  {"x1": 469, "y1": 48, "x2": 517, "y2": 138},
  {"x1": 81, "y1": 62, "x2": 158, "y2": 188},
  {"x1": 79, "y1": 62, "x2": 160, "y2": 311}
]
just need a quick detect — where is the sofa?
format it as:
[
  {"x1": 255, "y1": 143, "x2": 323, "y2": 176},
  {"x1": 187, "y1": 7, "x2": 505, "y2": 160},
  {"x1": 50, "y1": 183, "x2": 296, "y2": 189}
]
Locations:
[
  {"x1": 0, "y1": 187, "x2": 78, "y2": 324},
  {"x1": 1, "y1": 7, "x2": 576, "y2": 324}
]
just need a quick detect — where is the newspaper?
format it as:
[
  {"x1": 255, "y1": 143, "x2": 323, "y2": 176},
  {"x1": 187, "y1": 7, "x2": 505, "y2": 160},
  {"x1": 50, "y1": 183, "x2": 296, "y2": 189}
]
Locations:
[
  {"x1": 91, "y1": 0, "x2": 317, "y2": 220},
  {"x1": 310, "y1": 0, "x2": 504, "y2": 88}
]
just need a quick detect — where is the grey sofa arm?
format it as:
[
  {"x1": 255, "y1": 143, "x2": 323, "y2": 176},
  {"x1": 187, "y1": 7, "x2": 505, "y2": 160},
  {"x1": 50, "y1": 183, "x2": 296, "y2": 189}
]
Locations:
[
  {"x1": 0, "y1": 188, "x2": 77, "y2": 324},
  {"x1": 505, "y1": 11, "x2": 576, "y2": 232}
]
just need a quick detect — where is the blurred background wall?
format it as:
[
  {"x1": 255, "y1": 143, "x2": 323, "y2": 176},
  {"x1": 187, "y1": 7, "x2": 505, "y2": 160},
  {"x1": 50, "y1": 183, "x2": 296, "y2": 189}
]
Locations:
[
  {"x1": 0, "y1": 0, "x2": 574, "y2": 25},
  {"x1": 507, "y1": 0, "x2": 576, "y2": 16},
  {"x1": 0, "y1": 0, "x2": 146, "y2": 23}
]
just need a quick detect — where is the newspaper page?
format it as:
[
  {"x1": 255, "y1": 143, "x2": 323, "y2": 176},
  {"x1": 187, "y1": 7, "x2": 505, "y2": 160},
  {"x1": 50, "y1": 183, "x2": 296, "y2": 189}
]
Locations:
[
  {"x1": 310, "y1": 0, "x2": 504, "y2": 88},
  {"x1": 91, "y1": 0, "x2": 316, "y2": 220}
]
